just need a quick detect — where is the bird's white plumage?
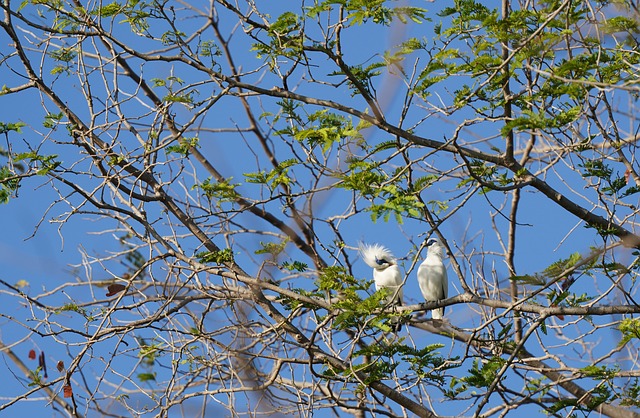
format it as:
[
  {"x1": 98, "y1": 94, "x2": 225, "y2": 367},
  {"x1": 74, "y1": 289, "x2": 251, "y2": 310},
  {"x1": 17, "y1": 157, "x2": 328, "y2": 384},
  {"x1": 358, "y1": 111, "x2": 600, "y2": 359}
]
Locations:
[
  {"x1": 359, "y1": 243, "x2": 404, "y2": 329},
  {"x1": 417, "y1": 238, "x2": 448, "y2": 319}
]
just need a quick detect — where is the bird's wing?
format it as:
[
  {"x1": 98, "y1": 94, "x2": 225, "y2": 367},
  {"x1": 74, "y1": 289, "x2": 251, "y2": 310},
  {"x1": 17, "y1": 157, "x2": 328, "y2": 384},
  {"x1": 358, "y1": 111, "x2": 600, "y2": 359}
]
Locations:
[
  {"x1": 441, "y1": 268, "x2": 448, "y2": 299},
  {"x1": 394, "y1": 267, "x2": 404, "y2": 305}
]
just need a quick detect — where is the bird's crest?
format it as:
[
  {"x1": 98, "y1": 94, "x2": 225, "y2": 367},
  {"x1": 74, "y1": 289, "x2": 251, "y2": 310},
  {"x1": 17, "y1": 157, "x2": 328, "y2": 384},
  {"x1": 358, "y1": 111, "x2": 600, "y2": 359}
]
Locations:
[{"x1": 359, "y1": 242, "x2": 396, "y2": 269}]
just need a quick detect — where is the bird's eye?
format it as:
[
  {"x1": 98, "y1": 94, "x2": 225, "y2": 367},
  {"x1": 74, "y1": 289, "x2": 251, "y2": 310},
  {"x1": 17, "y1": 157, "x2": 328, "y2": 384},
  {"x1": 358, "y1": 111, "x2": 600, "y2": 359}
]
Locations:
[
  {"x1": 426, "y1": 239, "x2": 437, "y2": 247},
  {"x1": 375, "y1": 257, "x2": 387, "y2": 265}
]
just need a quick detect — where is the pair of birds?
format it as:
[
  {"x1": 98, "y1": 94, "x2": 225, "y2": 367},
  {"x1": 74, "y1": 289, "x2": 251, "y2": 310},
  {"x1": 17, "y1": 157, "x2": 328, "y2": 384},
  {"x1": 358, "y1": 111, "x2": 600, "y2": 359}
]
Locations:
[{"x1": 359, "y1": 238, "x2": 448, "y2": 329}]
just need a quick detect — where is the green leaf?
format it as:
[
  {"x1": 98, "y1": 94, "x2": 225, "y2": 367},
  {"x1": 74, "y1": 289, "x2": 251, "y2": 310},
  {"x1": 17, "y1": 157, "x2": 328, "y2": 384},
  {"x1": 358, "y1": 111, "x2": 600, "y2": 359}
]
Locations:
[
  {"x1": 280, "y1": 260, "x2": 308, "y2": 272},
  {"x1": 92, "y1": 1, "x2": 123, "y2": 17},
  {"x1": 137, "y1": 372, "x2": 156, "y2": 382},
  {"x1": 580, "y1": 364, "x2": 619, "y2": 380},
  {"x1": 194, "y1": 177, "x2": 239, "y2": 202},
  {"x1": 255, "y1": 240, "x2": 288, "y2": 256},
  {"x1": 43, "y1": 112, "x2": 64, "y2": 128},
  {"x1": 338, "y1": 159, "x2": 386, "y2": 195},
  {"x1": 244, "y1": 159, "x2": 297, "y2": 191},
  {"x1": 0, "y1": 166, "x2": 20, "y2": 204},
  {"x1": 15, "y1": 151, "x2": 61, "y2": 175},
  {"x1": 166, "y1": 137, "x2": 199, "y2": 156},
  {"x1": 619, "y1": 318, "x2": 640, "y2": 347},
  {"x1": 196, "y1": 248, "x2": 235, "y2": 264},
  {"x1": 543, "y1": 252, "x2": 582, "y2": 278},
  {"x1": 0, "y1": 121, "x2": 27, "y2": 134}
]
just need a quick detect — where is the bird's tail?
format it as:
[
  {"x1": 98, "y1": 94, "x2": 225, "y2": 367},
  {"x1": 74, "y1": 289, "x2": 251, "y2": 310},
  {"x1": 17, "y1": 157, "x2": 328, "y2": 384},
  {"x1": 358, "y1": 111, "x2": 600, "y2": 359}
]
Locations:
[
  {"x1": 391, "y1": 319, "x2": 402, "y2": 332},
  {"x1": 390, "y1": 299, "x2": 403, "y2": 332},
  {"x1": 432, "y1": 307, "x2": 445, "y2": 320}
]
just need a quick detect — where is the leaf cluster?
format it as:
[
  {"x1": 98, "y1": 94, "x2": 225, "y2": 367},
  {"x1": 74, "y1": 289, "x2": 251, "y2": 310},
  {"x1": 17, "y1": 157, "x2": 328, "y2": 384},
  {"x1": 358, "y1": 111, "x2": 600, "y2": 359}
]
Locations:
[
  {"x1": 278, "y1": 109, "x2": 363, "y2": 153},
  {"x1": 339, "y1": 158, "x2": 425, "y2": 223},
  {"x1": 244, "y1": 159, "x2": 297, "y2": 192},
  {"x1": 195, "y1": 177, "x2": 240, "y2": 203},
  {"x1": 196, "y1": 248, "x2": 235, "y2": 265},
  {"x1": 446, "y1": 356, "x2": 505, "y2": 399}
]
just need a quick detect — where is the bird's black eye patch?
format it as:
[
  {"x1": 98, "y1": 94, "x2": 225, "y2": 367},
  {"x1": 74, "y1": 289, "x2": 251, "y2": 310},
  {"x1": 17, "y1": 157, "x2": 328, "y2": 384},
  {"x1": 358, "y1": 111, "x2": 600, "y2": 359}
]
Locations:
[
  {"x1": 426, "y1": 238, "x2": 437, "y2": 247},
  {"x1": 375, "y1": 257, "x2": 387, "y2": 265}
]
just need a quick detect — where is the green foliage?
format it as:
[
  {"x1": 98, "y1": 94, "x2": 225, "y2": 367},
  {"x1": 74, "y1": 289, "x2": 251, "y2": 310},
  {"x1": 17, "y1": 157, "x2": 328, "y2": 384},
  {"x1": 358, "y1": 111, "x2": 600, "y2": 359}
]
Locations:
[
  {"x1": 280, "y1": 260, "x2": 308, "y2": 272},
  {"x1": 163, "y1": 92, "x2": 195, "y2": 104},
  {"x1": 152, "y1": 76, "x2": 184, "y2": 87},
  {"x1": 502, "y1": 106, "x2": 581, "y2": 136},
  {"x1": 525, "y1": 376, "x2": 550, "y2": 398},
  {"x1": 544, "y1": 252, "x2": 583, "y2": 278},
  {"x1": 138, "y1": 340, "x2": 163, "y2": 366},
  {"x1": 316, "y1": 266, "x2": 364, "y2": 293},
  {"x1": 195, "y1": 177, "x2": 239, "y2": 203},
  {"x1": 392, "y1": 343, "x2": 451, "y2": 380},
  {"x1": 244, "y1": 159, "x2": 297, "y2": 192},
  {"x1": 255, "y1": 240, "x2": 288, "y2": 256},
  {"x1": 338, "y1": 159, "x2": 424, "y2": 223},
  {"x1": 546, "y1": 365, "x2": 618, "y2": 413},
  {"x1": 313, "y1": 266, "x2": 407, "y2": 332},
  {"x1": 55, "y1": 303, "x2": 88, "y2": 317},
  {"x1": 413, "y1": 47, "x2": 461, "y2": 97},
  {"x1": 165, "y1": 136, "x2": 199, "y2": 156},
  {"x1": 580, "y1": 160, "x2": 612, "y2": 180},
  {"x1": 92, "y1": 1, "x2": 124, "y2": 17},
  {"x1": 367, "y1": 183, "x2": 424, "y2": 223},
  {"x1": 199, "y1": 40, "x2": 221, "y2": 58},
  {"x1": 621, "y1": 185, "x2": 640, "y2": 198},
  {"x1": 508, "y1": 274, "x2": 546, "y2": 286},
  {"x1": 329, "y1": 63, "x2": 384, "y2": 97},
  {"x1": 161, "y1": 30, "x2": 186, "y2": 46},
  {"x1": 618, "y1": 318, "x2": 640, "y2": 347},
  {"x1": 603, "y1": 16, "x2": 640, "y2": 34},
  {"x1": 620, "y1": 379, "x2": 640, "y2": 407},
  {"x1": 274, "y1": 102, "x2": 366, "y2": 152},
  {"x1": 321, "y1": 355, "x2": 396, "y2": 386},
  {"x1": 123, "y1": 251, "x2": 147, "y2": 276},
  {"x1": 43, "y1": 112, "x2": 63, "y2": 129},
  {"x1": 310, "y1": 0, "x2": 428, "y2": 26},
  {"x1": 580, "y1": 364, "x2": 620, "y2": 380},
  {"x1": 252, "y1": 11, "x2": 303, "y2": 67},
  {"x1": 15, "y1": 151, "x2": 61, "y2": 175},
  {"x1": 579, "y1": 160, "x2": 634, "y2": 197},
  {"x1": 458, "y1": 159, "x2": 522, "y2": 191},
  {"x1": 28, "y1": 367, "x2": 45, "y2": 387},
  {"x1": 282, "y1": 109, "x2": 362, "y2": 152},
  {"x1": 108, "y1": 0, "x2": 151, "y2": 34},
  {"x1": 0, "y1": 166, "x2": 20, "y2": 204},
  {"x1": 339, "y1": 159, "x2": 386, "y2": 195},
  {"x1": 280, "y1": 288, "x2": 325, "y2": 311},
  {"x1": 0, "y1": 121, "x2": 26, "y2": 134},
  {"x1": 152, "y1": 76, "x2": 196, "y2": 105},
  {"x1": 48, "y1": 46, "x2": 77, "y2": 75},
  {"x1": 196, "y1": 248, "x2": 235, "y2": 265},
  {"x1": 446, "y1": 357, "x2": 506, "y2": 398},
  {"x1": 137, "y1": 372, "x2": 156, "y2": 382}
]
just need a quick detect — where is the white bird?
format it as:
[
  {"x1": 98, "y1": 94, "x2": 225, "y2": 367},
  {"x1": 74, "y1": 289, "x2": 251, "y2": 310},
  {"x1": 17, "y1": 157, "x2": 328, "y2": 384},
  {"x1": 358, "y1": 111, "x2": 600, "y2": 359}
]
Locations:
[
  {"x1": 359, "y1": 242, "x2": 404, "y2": 331},
  {"x1": 417, "y1": 238, "x2": 449, "y2": 320}
]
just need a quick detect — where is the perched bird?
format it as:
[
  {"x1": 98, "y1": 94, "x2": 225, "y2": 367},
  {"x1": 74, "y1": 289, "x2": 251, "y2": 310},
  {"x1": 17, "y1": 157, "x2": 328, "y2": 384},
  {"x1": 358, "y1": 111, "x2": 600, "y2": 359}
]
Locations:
[
  {"x1": 417, "y1": 238, "x2": 449, "y2": 320},
  {"x1": 359, "y1": 242, "x2": 404, "y2": 331}
]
